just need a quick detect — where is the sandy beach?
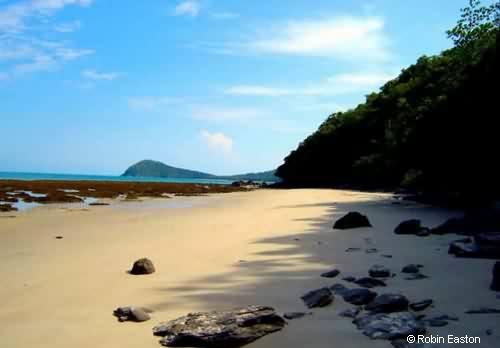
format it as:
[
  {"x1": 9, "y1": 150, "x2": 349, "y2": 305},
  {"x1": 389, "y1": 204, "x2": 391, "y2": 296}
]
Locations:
[{"x1": 1, "y1": 189, "x2": 498, "y2": 348}]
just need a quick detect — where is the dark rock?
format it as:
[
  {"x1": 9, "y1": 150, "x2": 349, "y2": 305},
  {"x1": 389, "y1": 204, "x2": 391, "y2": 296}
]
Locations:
[
  {"x1": 431, "y1": 217, "x2": 467, "y2": 235},
  {"x1": 448, "y1": 241, "x2": 500, "y2": 259},
  {"x1": 0, "y1": 203, "x2": 17, "y2": 212},
  {"x1": 366, "y1": 248, "x2": 379, "y2": 254},
  {"x1": 402, "y1": 264, "x2": 420, "y2": 274},
  {"x1": 283, "y1": 312, "x2": 310, "y2": 320},
  {"x1": 381, "y1": 254, "x2": 393, "y2": 258},
  {"x1": 365, "y1": 294, "x2": 409, "y2": 313},
  {"x1": 55, "y1": 236, "x2": 63, "y2": 239},
  {"x1": 114, "y1": 306, "x2": 151, "y2": 322},
  {"x1": 130, "y1": 258, "x2": 155, "y2": 275},
  {"x1": 426, "y1": 314, "x2": 459, "y2": 321},
  {"x1": 404, "y1": 273, "x2": 429, "y2": 280},
  {"x1": 491, "y1": 262, "x2": 500, "y2": 291},
  {"x1": 354, "y1": 277, "x2": 387, "y2": 288},
  {"x1": 345, "y1": 247, "x2": 362, "y2": 252},
  {"x1": 320, "y1": 269, "x2": 340, "y2": 278},
  {"x1": 425, "y1": 319, "x2": 448, "y2": 327},
  {"x1": 330, "y1": 283, "x2": 350, "y2": 296},
  {"x1": 353, "y1": 312, "x2": 425, "y2": 339},
  {"x1": 342, "y1": 276, "x2": 356, "y2": 282},
  {"x1": 369, "y1": 265, "x2": 391, "y2": 278},
  {"x1": 301, "y1": 287, "x2": 334, "y2": 308},
  {"x1": 342, "y1": 288, "x2": 377, "y2": 305},
  {"x1": 152, "y1": 305, "x2": 285, "y2": 347},
  {"x1": 89, "y1": 202, "x2": 110, "y2": 206},
  {"x1": 465, "y1": 307, "x2": 500, "y2": 314},
  {"x1": 409, "y1": 299, "x2": 433, "y2": 311},
  {"x1": 394, "y1": 220, "x2": 424, "y2": 235},
  {"x1": 486, "y1": 329, "x2": 493, "y2": 335},
  {"x1": 338, "y1": 307, "x2": 361, "y2": 318},
  {"x1": 333, "y1": 212, "x2": 372, "y2": 230}
]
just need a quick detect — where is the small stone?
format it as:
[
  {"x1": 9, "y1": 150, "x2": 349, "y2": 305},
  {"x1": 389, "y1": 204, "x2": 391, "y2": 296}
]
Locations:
[
  {"x1": 404, "y1": 273, "x2": 429, "y2": 280},
  {"x1": 321, "y1": 269, "x2": 340, "y2": 278},
  {"x1": 345, "y1": 247, "x2": 362, "y2": 252},
  {"x1": 354, "y1": 312, "x2": 425, "y2": 339},
  {"x1": 366, "y1": 248, "x2": 379, "y2": 254},
  {"x1": 394, "y1": 219, "x2": 423, "y2": 235},
  {"x1": 465, "y1": 307, "x2": 500, "y2": 314},
  {"x1": 301, "y1": 287, "x2": 334, "y2": 308},
  {"x1": 55, "y1": 236, "x2": 63, "y2": 239},
  {"x1": 113, "y1": 306, "x2": 151, "y2": 322},
  {"x1": 330, "y1": 283, "x2": 350, "y2": 296},
  {"x1": 130, "y1": 258, "x2": 155, "y2": 275},
  {"x1": 486, "y1": 329, "x2": 493, "y2": 336},
  {"x1": 338, "y1": 307, "x2": 361, "y2": 318},
  {"x1": 381, "y1": 254, "x2": 393, "y2": 258},
  {"x1": 409, "y1": 299, "x2": 433, "y2": 312},
  {"x1": 369, "y1": 265, "x2": 391, "y2": 278},
  {"x1": 342, "y1": 276, "x2": 356, "y2": 282},
  {"x1": 402, "y1": 264, "x2": 420, "y2": 274},
  {"x1": 354, "y1": 277, "x2": 387, "y2": 288},
  {"x1": 491, "y1": 262, "x2": 500, "y2": 291},
  {"x1": 283, "y1": 312, "x2": 311, "y2": 320}
]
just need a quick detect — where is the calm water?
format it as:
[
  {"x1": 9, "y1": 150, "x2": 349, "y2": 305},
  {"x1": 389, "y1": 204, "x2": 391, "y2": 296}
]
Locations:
[{"x1": 0, "y1": 171, "x2": 233, "y2": 185}]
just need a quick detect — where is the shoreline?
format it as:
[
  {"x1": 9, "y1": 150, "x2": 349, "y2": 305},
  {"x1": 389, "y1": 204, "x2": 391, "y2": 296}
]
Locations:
[{"x1": 1, "y1": 189, "x2": 498, "y2": 348}]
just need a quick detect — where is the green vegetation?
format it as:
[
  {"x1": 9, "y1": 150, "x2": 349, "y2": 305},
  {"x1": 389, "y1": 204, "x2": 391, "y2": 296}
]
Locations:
[
  {"x1": 123, "y1": 160, "x2": 279, "y2": 182},
  {"x1": 276, "y1": 1, "x2": 499, "y2": 202}
]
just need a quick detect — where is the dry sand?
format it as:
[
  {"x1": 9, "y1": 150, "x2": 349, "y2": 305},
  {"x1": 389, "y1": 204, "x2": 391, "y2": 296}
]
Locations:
[{"x1": 0, "y1": 189, "x2": 498, "y2": 347}]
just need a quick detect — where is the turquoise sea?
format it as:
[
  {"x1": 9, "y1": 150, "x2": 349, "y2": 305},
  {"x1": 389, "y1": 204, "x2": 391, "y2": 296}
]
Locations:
[{"x1": 0, "y1": 171, "x2": 233, "y2": 185}]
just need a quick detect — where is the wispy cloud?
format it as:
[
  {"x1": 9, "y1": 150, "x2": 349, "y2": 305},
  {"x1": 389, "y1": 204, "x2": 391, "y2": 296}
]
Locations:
[
  {"x1": 200, "y1": 129, "x2": 233, "y2": 154},
  {"x1": 0, "y1": 0, "x2": 92, "y2": 33},
  {"x1": 54, "y1": 20, "x2": 82, "y2": 33},
  {"x1": 203, "y1": 16, "x2": 391, "y2": 61},
  {"x1": 0, "y1": 0, "x2": 94, "y2": 79},
  {"x1": 127, "y1": 96, "x2": 180, "y2": 111},
  {"x1": 225, "y1": 71, "x2": 397, "y2": 97},
  {"x1": 174, "y1": 1, "x2": 201, "y2": 17},
  {"x1": 82, "y1": 69, "x2": 121, "y2": 81}
]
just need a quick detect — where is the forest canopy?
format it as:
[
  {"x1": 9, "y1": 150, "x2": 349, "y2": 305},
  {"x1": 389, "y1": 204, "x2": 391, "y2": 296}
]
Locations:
[{"x1": 276, "y1": 0, "x2": 499, "y2": 202}]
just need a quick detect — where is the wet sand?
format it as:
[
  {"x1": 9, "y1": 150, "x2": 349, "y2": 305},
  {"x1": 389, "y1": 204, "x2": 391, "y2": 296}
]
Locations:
[{"x1": 0, "y1": 189, "x2": 498, "y2": 347}]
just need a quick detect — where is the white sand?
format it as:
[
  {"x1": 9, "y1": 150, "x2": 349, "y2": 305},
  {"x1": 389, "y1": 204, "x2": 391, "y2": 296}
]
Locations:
[{"x1": 0, "y1": 189, "x2": 498, "y2": 347}]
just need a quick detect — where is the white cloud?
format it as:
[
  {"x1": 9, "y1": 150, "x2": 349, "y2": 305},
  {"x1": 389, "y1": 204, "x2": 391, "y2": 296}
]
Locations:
[
  {"x1": 174, "y1": 1, "x2": 200, "y2": 17},
  {"x1": 211, "y1": 12, "x2": 239, "y2": 20},
  {"x1": 200, "y1": 130, "x2": 233, "y2": 154},
  {"x1": 225, "y1": 71, "x2": 397, "y2": 97},
  {"x1": 218, "y1": 16, "x2": 390, "y2": 61},
  {"x1": 0, "y1": 0, "x2": 92, "y2": 32},
  {"x1": 127, "y1": 96, "x2": 179, "y2": 111},
  {"x1": 54, "y1": 20, "x2": 82, "y2": 33},
  {"x1": 82, "y1": 69, "x2": 120, "y2": 81},
  {"x1": 0, "y1": 0, "x2": 94, "y2": 78}
]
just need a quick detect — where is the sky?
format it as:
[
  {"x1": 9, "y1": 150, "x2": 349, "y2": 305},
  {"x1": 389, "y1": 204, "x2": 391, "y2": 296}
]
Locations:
[{"x1": 0, "y1": 0, "x2": 487, "y2": 175}]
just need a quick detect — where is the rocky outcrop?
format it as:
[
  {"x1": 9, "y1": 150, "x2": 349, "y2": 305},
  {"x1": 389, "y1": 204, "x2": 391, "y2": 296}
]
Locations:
[
  {"x1": 152, "y1": 306, "x2": 285, "y2": 347},
  {"x1": 333, "y1": 212, "x2": 372, "y2": 230},
  {"x1": 353, "y1": 312, "x2": 425, "y2": 339},
  {"x1": 130, "y1": 258, "x2": 156, "y2": 275},
  {"x1": 342, "y1": 288, "x2": 377, "y2": 305}
]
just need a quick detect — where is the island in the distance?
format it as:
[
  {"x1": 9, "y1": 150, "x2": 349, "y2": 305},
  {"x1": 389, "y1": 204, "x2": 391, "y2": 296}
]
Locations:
[{"x1": 122, "y1": 159, "x2": 279, "y2": 182}]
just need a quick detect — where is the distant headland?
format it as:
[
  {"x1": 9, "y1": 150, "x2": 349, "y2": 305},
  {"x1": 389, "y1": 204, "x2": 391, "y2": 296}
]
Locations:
[{"x1": 122, "y1": 160, "x2": 279, "y2": 182}]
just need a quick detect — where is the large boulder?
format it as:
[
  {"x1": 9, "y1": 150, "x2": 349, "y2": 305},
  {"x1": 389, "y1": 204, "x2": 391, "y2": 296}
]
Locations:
[
  {"x1": 491, "y1": 262, "x2": 500, "y2": 291},
  {"x1": 301, "y1": 287, "x2": 334, "y2": 308},
  {"x1": 342, "y1": 288, "x2": 377, "y2": 305},
  {"x1": 353, "y1": 312, "x2": 425, "y2": 340},
  {"x1": 365, "y1": 294, "x2": 409, "y2": 313},
  {"x1": 130, "y1": 258, "x2": 156, "y2": 275},
  {"x1": 152, "y1": 306, "x2": 285, "y2": 347},
  {"x1": 333, "y1": 212, "x2": 372, "y2": 230}
]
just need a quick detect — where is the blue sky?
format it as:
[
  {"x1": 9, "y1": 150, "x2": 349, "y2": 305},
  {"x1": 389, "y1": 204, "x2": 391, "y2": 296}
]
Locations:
[{"x1": 0, "y1": 0, "x2": 486, "y2": 175}]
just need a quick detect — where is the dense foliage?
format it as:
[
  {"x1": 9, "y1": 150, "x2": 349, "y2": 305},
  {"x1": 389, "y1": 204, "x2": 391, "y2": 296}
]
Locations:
[{"x1": 276, "y1": 1, "x2": 499, "y2": 202}]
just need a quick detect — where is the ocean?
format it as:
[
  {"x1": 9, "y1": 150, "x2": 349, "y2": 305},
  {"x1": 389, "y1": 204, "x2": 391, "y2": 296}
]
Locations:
[{"x1": 0, "y1": 171, "x2": 234, "y2": 185}]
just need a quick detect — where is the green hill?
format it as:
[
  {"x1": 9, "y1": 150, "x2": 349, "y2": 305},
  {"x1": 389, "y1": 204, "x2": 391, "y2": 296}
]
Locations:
[
  {"x1": 276, "y1": 1, "x2": 499, "y2": 202},
  {"x1": 122, "y1": 160, "x2": 279, "y2": 182}
]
